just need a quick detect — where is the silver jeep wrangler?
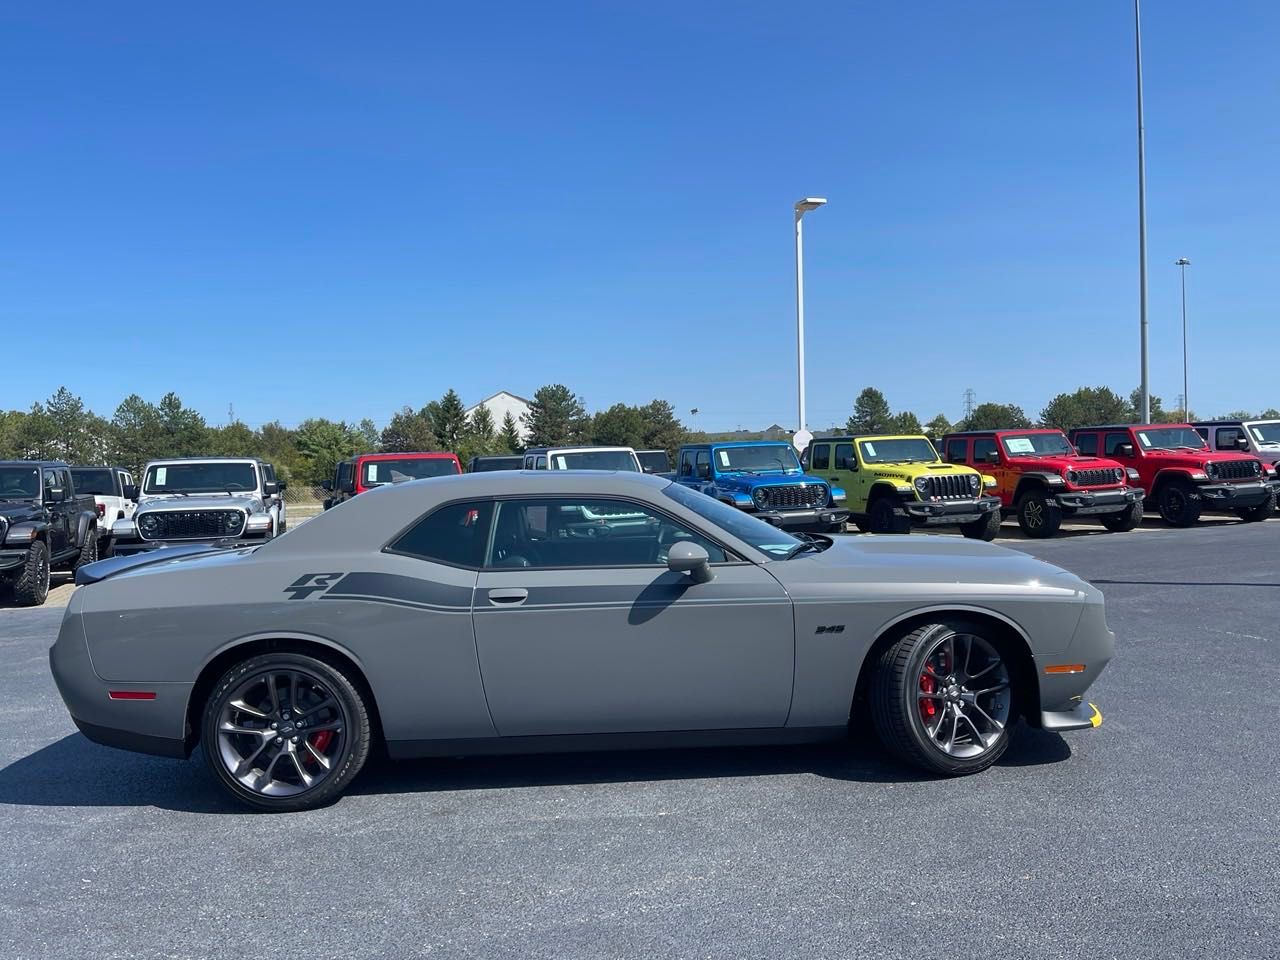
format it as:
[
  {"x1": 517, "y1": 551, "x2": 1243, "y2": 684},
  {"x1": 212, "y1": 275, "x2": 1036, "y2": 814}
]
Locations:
[{"x1": 111, "y1": 457, "x2": 286, "y2": 555}]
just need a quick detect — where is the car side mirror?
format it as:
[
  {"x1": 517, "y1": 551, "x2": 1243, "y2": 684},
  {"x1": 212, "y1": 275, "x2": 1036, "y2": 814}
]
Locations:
[
  {"x1": 667, "y1": 541, "x2": 713, "y2": 584},
  {"x1": 122, "y1": 483, "x2": 139, "y2": 501},
  {"x1": 340, "y1": 478, "x2": 356, "y2": 494},
  {"x1": 695, "y1": 464, "x2": 711, "y2": 480},
  {"x1": 277, "y1": 479, "x2": 288, "y2": 491},
  {"x1": 1236, "y1": 438, "x2": 1249, "y2": 451},
  {"x1": 46, "y1": 486, "x2": 65, "y2": 502},
  {"x1": 1117, "y1": 443, "x2": 1134, "y2": 458},
  {"x1": 321, "y1": 479, "x2": 333, "y2": 491},
  {"x1": 985, "y1": 451, "x2": 1000, "y2": 464},
  {"x1": 262, "y1": 481, "x2": 279, "y2": 496}
]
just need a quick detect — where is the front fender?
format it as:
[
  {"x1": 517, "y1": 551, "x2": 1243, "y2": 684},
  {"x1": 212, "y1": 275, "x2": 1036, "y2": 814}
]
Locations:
[
  {"x1": 4, "y1": 520, "x2": 48, "y2": 546},
  {"x1": 75, "y1": 510, "x2": 98, "y2": 547}
]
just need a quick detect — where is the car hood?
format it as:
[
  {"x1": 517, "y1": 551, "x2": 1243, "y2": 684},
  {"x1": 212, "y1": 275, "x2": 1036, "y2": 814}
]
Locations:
[
  {"x1": 136, "y1": 494, "x2": 262, "y2": 514},
  {"x1": 767, "y1": 534, "x2": 1093, "y2": 598},
  {"x1": 716, "y1": 472, "x2": 828, "y2": 490},
  {"x1": 0, "y1": 501, "x2": 38, "y2": 519},
  {"x1": 1144, "y1": 450, "x2": 1262, "y2": 469},
  {"x1": 1006, "y1": 455, "x2": 1122, "y2": 472}
]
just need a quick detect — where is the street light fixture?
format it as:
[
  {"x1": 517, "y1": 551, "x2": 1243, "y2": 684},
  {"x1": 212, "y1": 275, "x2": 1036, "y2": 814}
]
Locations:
[
  {"x1": 1176, "y1": 258, "x2": 1191, "y2": 417},
  {"x1": 793, "y1": 197, "x2": 827, "y2": 450}
]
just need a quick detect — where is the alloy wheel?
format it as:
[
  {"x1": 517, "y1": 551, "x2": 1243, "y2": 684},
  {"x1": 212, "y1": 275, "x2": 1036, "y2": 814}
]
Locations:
[
  {"x1": 215, "y1": 669, "x2": 348, "y2": 798},
  {"x1": 1022, "y1": 499, "x2": 1043, "y2": 530},
  {"x1": 915, "y1": 632, "x2": 1010, "y2": 759}
]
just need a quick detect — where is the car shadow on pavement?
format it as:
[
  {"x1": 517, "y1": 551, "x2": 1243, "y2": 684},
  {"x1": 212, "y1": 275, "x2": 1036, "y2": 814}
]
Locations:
[{"x1": 0, "y1": 724, "x2": 1071, "y2": 814}]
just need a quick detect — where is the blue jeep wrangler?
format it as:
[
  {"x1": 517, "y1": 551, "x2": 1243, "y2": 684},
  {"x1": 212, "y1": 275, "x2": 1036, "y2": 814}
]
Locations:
[{"x1": 674, "y1": 441, "x2": 848, "y2": 532}]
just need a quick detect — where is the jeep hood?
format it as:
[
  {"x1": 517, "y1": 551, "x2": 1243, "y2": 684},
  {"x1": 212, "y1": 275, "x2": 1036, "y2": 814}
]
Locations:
[
  {"x1": 718, "y1": 472, "x2": 827, "y2": 490},
  {"x1": 767, "y1": 534, "x2": 1092, "y2": 597},
  {"x1": 1006, "y1": 455, "x2": 1120, "y2": 471},
  {"x1": 136, "y1": 494, "x2": 261, "y2": 513}
]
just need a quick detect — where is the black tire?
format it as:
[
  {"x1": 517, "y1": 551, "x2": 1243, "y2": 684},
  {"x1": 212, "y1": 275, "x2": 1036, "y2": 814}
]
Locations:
[
  {"x1": 1016, "y1": 491, "x2": 1061, "y2": 538},
  {"x1": 1157, "y1": 479, "x2": 1202, "y2": 527},
  {"x1": 1100, "y1": 500, "x2": 1144, "y2": 532},
  {"x1": 825, "y1": 521, "x2": 846, "y2": 533},
  {"x1": 12, "y1": 540, "x2": 50, "y2": 607},
  {"x1": 202, "y1": 652, "x2": 372, "y2": 812},
  {"x1": 1235, "y1": 489, "x2": 1275, "y2": 522},
  {"x1": 853, "y1": 520, "x2": 872, "y2": 533},
  {"x1": 72, "y1": 528, "x2": 98, "y2": 571},
  {"x1": 867, "y1": 496, "x2": 911, "y2": 534},
  {"x1": 100, "y1": 536, "x2": 115, "y2": 559},
  {"x1": 960, "y1": 509, "x2": 1001, "y2": 541},
  {"x1": 870, "y1": 621, "x2": 1013, "y2": 776}
]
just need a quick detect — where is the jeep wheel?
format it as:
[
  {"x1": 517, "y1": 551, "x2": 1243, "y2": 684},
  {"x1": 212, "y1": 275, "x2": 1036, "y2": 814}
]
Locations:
[
  {"x1": 1158, "y1": 480, "x2": 1202, "y2": 527},
  {"x1": 960, "y1": 509, "x2": 1001, "y2": 542},
  {"x1": 867, "y1": 497, "x2": 910, "y2": 534},
  {"x1": 1235, "y1": 489, "x2": 1275, "y2": 522},
  {"x1": 72, "y1": 529, "x2": 98, "y2": 571},
  {"x1": 1100, "y1": 500, "x2": 1143, "y2": 532},
  {"x1": 1016, "y1": 493, "x2": 1061, "y2": 538},
  {"x1": 12, "y1": 540, "x2": 50, "y2": 607},
  {"x1": 870, "y1": 621, "x2": 1013, "y2": 776}
]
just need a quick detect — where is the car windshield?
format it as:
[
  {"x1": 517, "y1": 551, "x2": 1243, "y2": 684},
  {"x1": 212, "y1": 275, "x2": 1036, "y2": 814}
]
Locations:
[
  {"x1": 470, "y1": 457, "x2": 523, "y2": 472},
  {"x1": 363, "y1": 458, "x2": 458, "y2": 485},
  {"x1": 857, "y1": 438, "x2": 939, "y2": 464},
  {"x1": 550, "y1": 450, "x2": 639, "y2": 471},
  {"x1": 1135, "y1": 427, "x2": 1208, "y2": 451},
  {"x1": 715, "y1": 445, "x2": 800, "y2": 473},
  {"x1": 144, "y1": 462, "x2": 257, "y2": 495},
  {"x1": 1248, "y1": 421, "x2": 1280, "y2": 445},
  {"x1": 999, "y1": 433, "x2": 1074, "y2": 457},
  {"x1": 69, "y1": 468, "x2": 116, "y2": 496},
  {"x1": 0, "y1": 466, "x2": 40, "y2": 499},
  {"x1": 636, "y1": 451, "x2": 670, "y2": 474},
  {"x1": 662, "y1": 482, "x2": 801, "y2": 558}
]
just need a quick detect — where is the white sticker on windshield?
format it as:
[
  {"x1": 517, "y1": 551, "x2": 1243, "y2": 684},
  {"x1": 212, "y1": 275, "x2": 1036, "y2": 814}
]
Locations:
[
  {"x1": 1005, "y1": 438, "x2": 1035, "y2": 453},
  {"x1": 863, "y1": 442, "x2": 876, "y2": 457},
  {"x1": 553, "y1": 456, "x2": 568, "y2": 470},
  {"x1": 1137, "y1": 433, "x2": 1152, "y2": 448},
  {"x1": 368, "y1": 464, "x2": 379, "y2": 481},
  {"x1": 154, "y1": 467, "x2": 167, "y2": 486},
  {"x1": 718, "y1": 450, "x2": 730, "y2": 467}
]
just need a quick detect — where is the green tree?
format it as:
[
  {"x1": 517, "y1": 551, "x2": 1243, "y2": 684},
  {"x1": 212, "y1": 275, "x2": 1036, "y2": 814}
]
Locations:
[
  {"x1": 498, "y1": 411, "x2": 523, "y2": 453},
  {"x1": 1039, "y1": 386, "x2": 1130, "y2": 432},
  {"x1": 924, "y1": 413, "x2": 952, "y2": 439},
  {"x1": 523, "y1": 384, "x2": 588, "y2": 447},
  {"x1": 42, "y1": 386, "x2": 107, "y2": 463},
  {"x1": 156, "y1": 392, "x2": 208, "y2": 457},
  {"x1": 430, "y1": 389, "x2": 469, "y2": 452},
  {"x1": 457, "y1": 405, "x2": 498, "y2": 464},
  {"x1": 591, "y1": 403, "x2": 646, "y2": 448},
  {"x1": 210, "y1": 421, "x2": 259, "y2": 457},
  {"x1": 846, "y1": 387, "x2": 892, "y2": 434},
  {"x1": 108, "y1": 395, "x2": 163, "y2": 472},
  {"x1": 962, "y1": 402, "x2": 1031, "y2": 431},
  {"x1": 295, "y1": 418, "x2": 359, "y2": 485},
  {"x1": 888, "y1": 411, "x2": 923, "y2": 434},
  {"x1": 355, "y1": 418, "x2": 381, "y2": 452},
  {"x1": 257, "y1": 421, "x2": 302, "y2": 480},
  {"x1": 637, "y1": 399, "x2": 687, "y2": 461},
  {"x1": 0, "y1": 409, "x2": 27, "y2": 459},
  {"x1": 380, "y1": 407, "x2": 438, "y2": 453},
  {"x1": 1261, "y1": 408, "x2": 1280, "y2": 419},
  {"x1": 15, "y1": 403, "x2": 56, "y2": 460}
]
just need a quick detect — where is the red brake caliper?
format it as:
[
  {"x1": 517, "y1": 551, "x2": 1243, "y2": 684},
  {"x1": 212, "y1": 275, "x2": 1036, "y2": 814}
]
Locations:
[
  {"x1": 919, "y1": 672, "x2": 937, "y2": 722},
  {"x1": 306, "y1": 730, "x2": 334, "y2": 765}
]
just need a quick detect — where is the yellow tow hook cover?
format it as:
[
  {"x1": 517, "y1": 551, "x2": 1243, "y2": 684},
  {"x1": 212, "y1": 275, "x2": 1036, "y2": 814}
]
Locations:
[{"x1": 1088, "y1": 703, "x2": 1103, "y2": 728}]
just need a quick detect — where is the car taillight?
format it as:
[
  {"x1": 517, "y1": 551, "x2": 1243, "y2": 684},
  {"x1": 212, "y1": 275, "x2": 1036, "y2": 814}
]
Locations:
[{"x1": 96, "y1": 503, "x2": 106, "y2": 518}]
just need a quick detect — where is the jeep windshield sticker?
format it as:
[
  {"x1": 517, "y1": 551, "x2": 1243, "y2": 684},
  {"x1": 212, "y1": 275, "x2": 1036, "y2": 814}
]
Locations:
[
  {"x1": 718, "y1": 450, "x2": 730, "y2": 467},
  {"x1": 1137, "y1": 433, "x2": 1152, "y2": 448},
  {"x1": 155, "y1": 467, "x2": 167, "y2": 485},
  {"x1": 863, "y1": 442, "x2": 876, "y2": 457},
  {"x1": 1005, "y1": 438, "x2": 1036, "y2": 454}
]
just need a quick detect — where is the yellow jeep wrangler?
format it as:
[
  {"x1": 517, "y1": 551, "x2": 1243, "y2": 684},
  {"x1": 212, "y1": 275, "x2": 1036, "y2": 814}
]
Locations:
[{"x1": 803, "y1": 435, "x2": 1002, "y2": 539}]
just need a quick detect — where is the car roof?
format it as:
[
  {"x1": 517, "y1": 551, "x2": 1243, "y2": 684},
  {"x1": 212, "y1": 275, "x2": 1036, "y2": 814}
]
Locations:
[
  {"x1": 1071, "y1": 423, "x2": 1194, "y2": 432},
  {"x1": 812, "y1": 434, "x2": 932, "y2": 442},
  {"x1": 354, "y1": 451, "x2": 456, "y2": 460},
  {"x1": 70, "y1": 464, "x2": 129, "y2": 471},
  {"x1": 523, "y1": 446, "x2": 635, "y2": 454},
  {"x1": 693, "y1": 440, "x2": 792, "y2": 449},
  {"x1": 943, "y1": 428, "x2": 1063, "y2": 437},
  {"x1": 144, "y1": 456, "x2": 265, "y2": 465},
  {"x1": 0, "y1": 460, "x2": 70, "y2": 467}
]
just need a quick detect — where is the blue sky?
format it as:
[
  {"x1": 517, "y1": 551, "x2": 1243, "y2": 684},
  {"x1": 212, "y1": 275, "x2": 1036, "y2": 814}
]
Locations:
[{"x1": 3, "y1": 2, "x2": 1277, "y2": 431}]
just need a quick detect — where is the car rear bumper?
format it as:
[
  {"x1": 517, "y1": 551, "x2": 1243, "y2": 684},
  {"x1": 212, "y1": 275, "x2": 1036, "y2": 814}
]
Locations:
[
  {"x1": 1052, "y1": 486, "x2": 1144, "y2": 516},
  {"x1": 1195, "y1": 479, "x2": 1270, "y2": 509},
  {"x1": 903, "y1": 495, "x2": 1000, "y2": 526},
  {"x1": 752, "y1": 507, "x2": 850, "y2": 530}
]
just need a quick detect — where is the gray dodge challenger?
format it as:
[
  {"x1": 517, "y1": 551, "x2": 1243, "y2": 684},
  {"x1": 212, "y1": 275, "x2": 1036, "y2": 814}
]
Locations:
[{"x1": 50, "y1": 471, "x2": 1111, "y2": 811}]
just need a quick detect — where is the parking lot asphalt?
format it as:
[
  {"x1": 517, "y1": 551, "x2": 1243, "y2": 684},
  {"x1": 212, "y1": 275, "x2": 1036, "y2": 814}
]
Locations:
[{"x1": 1, "y1": 521, "x2": 1277, "y2": 959}]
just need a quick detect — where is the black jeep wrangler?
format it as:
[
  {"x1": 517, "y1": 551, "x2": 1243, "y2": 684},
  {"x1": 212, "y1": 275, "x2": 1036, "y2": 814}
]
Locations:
[{"x1": 0, "y1": 460, "x2": 101, "y2": 606}]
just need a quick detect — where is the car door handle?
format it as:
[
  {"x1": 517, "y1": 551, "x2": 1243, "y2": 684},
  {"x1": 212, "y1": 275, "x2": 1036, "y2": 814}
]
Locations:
[
  {"x1": 487, "y1": 588, "x2": 529, "y2": 606},
  {"x1": 829, "y1": 476, "x2": 840, "y2": 482}
]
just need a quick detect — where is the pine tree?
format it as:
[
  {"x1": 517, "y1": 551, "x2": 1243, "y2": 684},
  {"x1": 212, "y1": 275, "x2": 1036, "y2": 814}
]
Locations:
[
  {"x1": 847, "y1": 387, "x2": 892, "y2": 434},
  {"x1": 498, "y1": 411, "x2": 523, "y2": 453},
  {"x1": 431, "y1": 389, "x2": 468, "y2": 452},
  {"x1": 523, "y1": 384, "x2": 587, "y2": 447},
  {"x1": 380, "y1": 407, "x2": 437, "y2": 452}
]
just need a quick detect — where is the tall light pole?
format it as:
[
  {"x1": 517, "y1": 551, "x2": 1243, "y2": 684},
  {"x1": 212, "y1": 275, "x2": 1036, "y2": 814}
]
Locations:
[
  {"x1": 1176, "y1": 258, "x2": 1191, "y2": 416},
  {"x1": 1135, "y1": 0, "x2": 1151, "y2": 422},
  {"x1": 794, "y1": 197, "x2": 826, "y2": 447}
]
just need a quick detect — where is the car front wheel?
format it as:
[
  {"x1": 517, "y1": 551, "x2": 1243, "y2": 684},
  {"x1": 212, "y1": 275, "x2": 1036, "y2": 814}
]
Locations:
[
  {"x1": 960, "y1": 509, "x2": 1001, "y2": 541},
  {"x1": 202, "y1": 652, "x2": 372, "y2": 812},
  {"x1": 1235, "y1": 489, "x2": 1275, "y2": 522},
  {"x1": 867, "y1": 497, "x2": 910, "y2": 534},
  {"x1": 1158, "y1": 480, "x2": 1202, "y2": 526},
  {"x1": 1016, "y1": 492, "x2": 1061, "y2": 538},
  {"x1": 12, "y1": 540, "x2": 50, "y2": 607},
  {"x1": 871, "y1": 621, "x2": 1013, "y2": 776},
  {"x1": 1100, "y1": 500, "x2": 1143, "y2": 532}
]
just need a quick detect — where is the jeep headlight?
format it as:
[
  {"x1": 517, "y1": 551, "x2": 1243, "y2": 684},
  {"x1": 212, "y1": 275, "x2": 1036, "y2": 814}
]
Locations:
[
  {"x1": 752, "y1": 488, "x2": 769, "y2": 508},
  {"x1": 138, "y1": 514, "x2": 160, "y2": 537},
  {"x1": 1113, "y1": 467, "x2": 1125, "y2": 483},
  {"x1": 1065, "y1": 469, "x2": 1077, "y2": 484},
  {"x1": 969, "y1": 474, "x2": 980, "y2": 491},
  {"x1": 1205, "y1": 462, "x2": 1218, "y2": 479},
  {"x1": 914, "y1": 476, "x2": 930, "y2": 493},
  {"x1": 1252, "y1": 460, "x2": 1262, "y2": 475}
]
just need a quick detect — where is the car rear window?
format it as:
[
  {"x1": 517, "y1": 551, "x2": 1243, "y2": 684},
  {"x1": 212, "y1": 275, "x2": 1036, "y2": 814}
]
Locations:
[{"x1": 389, "y1": 500, "x2": 495, "y2": 568}]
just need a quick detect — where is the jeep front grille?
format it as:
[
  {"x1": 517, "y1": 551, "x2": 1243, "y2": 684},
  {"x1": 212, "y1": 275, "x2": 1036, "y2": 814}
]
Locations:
[
  {"x1": 920, "y1": 474, "x2": 974, "y2": 500},
  {"x1": 757, "y1": 484, "x2": 827, "y2": 509},
  {"x1": 1212, "y1": 460, "x2": 1260, "y2": 481},
  {"x1": 1072, "y1": 468, "x2": 1120, "y2": 487},
  {"x1": 139, "y1": 509, "x2": 245, "y2": 541}
]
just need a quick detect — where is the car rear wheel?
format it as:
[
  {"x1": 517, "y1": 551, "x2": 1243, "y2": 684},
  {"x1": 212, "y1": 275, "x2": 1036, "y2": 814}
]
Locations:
[
  {"x1": 12, "y1": 540, "x2": 50, "y2": 607},
  {"x1": 1100, "y1": 500, "x2": 1143, "y2": 532},
  {"x1": 870, "y1": 621, "x2": 1013, "y2": 776},
  {"x1": 960, "y1": 509, "x2": 1001, "y2": 541},
  {"x1": 72, "y1": 530, "x2": 98, "y2": 571},
  {"x1": 202, "y1": 652, "x2": 372, "y2": 812},
  {"x1": 1157, "y1": 480, "x2": 1202, "y2": 526},
  {"x1": 867, "y1": 497, "x2": 910, "y2": 534},
  {"x1": 1235, "y1": 489, "x2": 1275, "y2": 522},
  {"x1": 1016, "y1": 492, "x2": 1061, "y2": 538}
]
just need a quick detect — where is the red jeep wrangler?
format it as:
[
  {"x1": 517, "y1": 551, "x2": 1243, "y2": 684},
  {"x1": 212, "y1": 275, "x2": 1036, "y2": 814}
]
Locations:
[
  {"x1": 1068, "y1": 423, "x2": 1275, "y2": 526},
  {"x1": 941, "y1": 428, "x2": 1144, "y2": 538},
  {"x1": 322, "y1": 451, "x2": 462, "y2": 509}
]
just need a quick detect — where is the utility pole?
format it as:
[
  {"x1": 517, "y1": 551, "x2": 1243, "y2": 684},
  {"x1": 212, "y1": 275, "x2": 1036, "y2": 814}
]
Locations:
[{"x1": 1135, "y1": 0, "x2": 1151, "y2": 422}]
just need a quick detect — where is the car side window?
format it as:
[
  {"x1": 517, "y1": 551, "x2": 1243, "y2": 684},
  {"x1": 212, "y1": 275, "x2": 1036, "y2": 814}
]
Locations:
[
  {"x1": 1216, "y1": 427, "x2": 1243, "y2": 450},
  {"x1": 945, "y1": 439, "x2": 967, "y2": 464},
  {"x1": 1103, "y1": 432, "x2": 1131, "y2": 457},
  {"x1": 811, "y1": 444, "x2": 830, "y2": 470},
  {"x1": 43, "y1": 469, "x2": 59, "y2": 493},
  {"x1": 389, "y1": 500, "x2": 495, "y2": 568},
  {"x1": 1074, "y1": 433, "x2": 1098, "y2": 456},
  {"x1": 695, "y1": 450, "x2": 711, "y2": 479},
  {"x1": 534, "y1": 456, "x2": 547, "y2": 470},
  {"x1": 834, "y1": 443, "x2": 854, "y2": 470},
  {"x1": 486, "y1": 498, "x2": 727, "y2": 569},
  {"x1": 679, "y1": 450, "x2": 695, "y2": 477},
  {"x1": 972, "y1": 438, "x2": 997, "y2": 464}
]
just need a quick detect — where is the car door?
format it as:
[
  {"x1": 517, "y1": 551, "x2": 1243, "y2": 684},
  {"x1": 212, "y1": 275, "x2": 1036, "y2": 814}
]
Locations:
[
  {"x1": 830, "y1": 441, "x2": 862, "y2": 508},
  {"x1": 471, "y1": 495, "x2": 795, "y2": 736},
  {"x1": 42, "y1": 468, "x2": 71, "y2": 555}
]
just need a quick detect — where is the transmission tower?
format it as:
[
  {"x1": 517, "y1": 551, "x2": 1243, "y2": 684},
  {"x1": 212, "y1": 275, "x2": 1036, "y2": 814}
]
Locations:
[{"x1": 962, "y1": 388, "x2": 976, "y2": 422}]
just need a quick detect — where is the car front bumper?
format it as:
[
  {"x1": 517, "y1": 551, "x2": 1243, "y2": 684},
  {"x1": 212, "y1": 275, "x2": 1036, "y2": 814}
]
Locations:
[
  {"x1": 1194, "y1": 479, "x2": 1271, "y2": 510},
  {"x1": 751, "y1": 507, "x2": 851, "y2": 530},
  {"x1": 1052, "y1": 486, "x2": 1144, "y2": 516},
  {"x1": 903, "y1": 495, "x2": 1001, "y2": 526},
  {"x1": 0, "y1": 548, "x2": 30, "y2": 573}
]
